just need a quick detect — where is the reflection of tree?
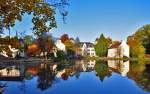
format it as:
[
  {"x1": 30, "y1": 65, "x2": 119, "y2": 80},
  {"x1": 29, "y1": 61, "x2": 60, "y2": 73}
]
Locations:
[
  {"x1": 128, "y1": 61, "x2": 150, "y2": 92},
  {"x1": 0, "y1": 82, "x2": 7, "y2": 94},
  {"x1": 25, "y1": 72, "x2": 33, "y2": 80},
  {"x1": 37, "y1": 64, "x2": 55, "y2": 91},
  {"x1": 75, "y1": 72, "x2": 80, "y2": 79},
  {"x1": 94, "y1": 60, "x2": 111, "y2": 81},
  {"x1": 19, "y1": 81, "x2": 26, "y2": 93}
]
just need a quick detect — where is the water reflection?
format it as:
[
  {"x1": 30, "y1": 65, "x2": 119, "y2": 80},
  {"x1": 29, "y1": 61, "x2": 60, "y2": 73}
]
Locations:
[
  {"x1": 0, "y1": 65, "x2": 25, "y2": 81},
  {"x1": 0, "y1": 60, "x2": 150, "y2": 94},
  {"x1": 108, "y1": 60, "x2": 129, "y2": 76},
  {"x1": 128, "y1": 61, "x2": 150, "y2": 92},
  {"x1": 95, "y1": 60, "x2": 111, "y2": 81}
]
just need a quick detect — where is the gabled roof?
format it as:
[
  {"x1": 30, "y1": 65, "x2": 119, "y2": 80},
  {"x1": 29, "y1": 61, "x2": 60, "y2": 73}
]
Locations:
[
  {"x1": 109, "y1": 42, "x2": 121, "y2": 49},
  {"x1": 80, "y1": 42, "x2": 94, "y2": 48}
]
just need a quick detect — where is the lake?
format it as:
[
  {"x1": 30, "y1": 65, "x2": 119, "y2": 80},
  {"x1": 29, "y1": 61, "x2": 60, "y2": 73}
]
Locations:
[{"x1": 0, "y1": 60, "x2": 150, "y2": 94}]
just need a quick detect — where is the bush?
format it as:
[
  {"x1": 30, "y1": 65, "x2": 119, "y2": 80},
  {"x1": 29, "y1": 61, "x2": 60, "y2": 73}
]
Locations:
[
  {"x1": 54, "y1": 50, "x2": 66, "y2": 61},
  {"x1": 66, "y1": 48, "x2": 75, "y2": 59}
]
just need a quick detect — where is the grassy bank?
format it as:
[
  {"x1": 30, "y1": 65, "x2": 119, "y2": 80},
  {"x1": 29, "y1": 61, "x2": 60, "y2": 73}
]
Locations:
[
  {"x1": 84, "y1": 56, "x2": 129, "y2": 61},
  {"x1": 84, "y1": 56, "x2": 150, "y2": 62}
]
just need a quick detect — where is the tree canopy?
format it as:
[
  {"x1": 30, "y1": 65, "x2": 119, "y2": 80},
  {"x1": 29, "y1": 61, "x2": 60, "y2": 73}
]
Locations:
[
  {"x1": 0, "y1": 0, "x2": 69, "y2": 36},
  {"x1": 134, "y1": 24, "x2": 150, "y2": 54},
  {"x1": 127, "y1": 36, "x2": 145, "y2": 58},
  {"x1": 94, "y1": 34, "x2": 110, "y2": 57}
]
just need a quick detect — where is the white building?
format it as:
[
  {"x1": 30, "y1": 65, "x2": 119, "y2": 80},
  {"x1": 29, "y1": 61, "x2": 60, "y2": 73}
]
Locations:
[
  {"x1": 80, "y1": 42, "x2": 96, "y2": 57},
  {"x1": 107, "y1": 41, "x2": 130, "y2": 58},
  {"x1": 8, "y1": 45, "x2": 18, "y2": 58},
  {"x1": 55, "y1": 40, "x2": 66, "y2": 52},
  {"x1": 0, "y1": 45, "x2": 18, "y2": 58}
]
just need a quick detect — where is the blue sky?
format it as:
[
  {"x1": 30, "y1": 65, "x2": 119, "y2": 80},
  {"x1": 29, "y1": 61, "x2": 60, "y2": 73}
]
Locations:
[{"x1": 5, "y1": 0, "x2": 150, "y2": 42}]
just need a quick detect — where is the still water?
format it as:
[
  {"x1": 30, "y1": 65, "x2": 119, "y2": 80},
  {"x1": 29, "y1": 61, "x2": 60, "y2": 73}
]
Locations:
[{"x1": 0, "y1": 60, "x2": 150, "y2": 94}]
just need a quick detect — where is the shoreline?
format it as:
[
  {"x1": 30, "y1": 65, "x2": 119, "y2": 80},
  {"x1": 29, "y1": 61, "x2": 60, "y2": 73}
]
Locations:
[{"x1": 0, "y1": 56, "x2": 150, "y2": 65}]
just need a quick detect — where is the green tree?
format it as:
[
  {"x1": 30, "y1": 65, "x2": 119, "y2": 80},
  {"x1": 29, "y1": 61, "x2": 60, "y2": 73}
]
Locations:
[
  {"x1": 55, "y1": 50, "x2": 66, "y2": 61},
  {"x1": 24, "y1": 35, "x2": 33, "y2": 46},
  {"x1": 0, "y1": 0, "x2": 69, "y2": 36},
  {"x1": 94, "y1": 34, "x2": 110, "y2": 57}
]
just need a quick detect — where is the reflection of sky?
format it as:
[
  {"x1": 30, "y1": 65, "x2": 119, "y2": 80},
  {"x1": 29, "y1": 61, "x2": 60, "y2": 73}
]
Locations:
[
  {"x1": 3, "y1": 72, "x2": 149, "y2": 94},
  {"x1": 3, "y1": 0, "x2": 150, "y2": 42}
]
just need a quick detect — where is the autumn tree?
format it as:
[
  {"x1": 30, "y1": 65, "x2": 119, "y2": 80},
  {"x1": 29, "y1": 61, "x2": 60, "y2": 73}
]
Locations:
[
  {"x1": 60, "y1": 34, "x2": 69, "y2": 43},
  {"x1": 60, "y1": 34, "x2": 73, "y2": 48},
  {"x1": 134, "y1": 24, "x2": 150, "y2": 54},
  {"x1": 60, "y1": 34, "x2": 75, "y2": 57},
  {"x1": 94, "y1": 34, "x2": 110, "y2": 57},
  {"x1": 45, "y1": 35, "x2": 54, "y2": 54},
  {"x1": 128, "y1": 60, "x2": 150, "y2": 92},
  {"x1": 37, "y1": 33, "x2": 54, "y2": 58},
  {"x1": 127, "y1": 36, "x2": 145, "y2": 58},
  {"x1": 0, "y1": 0, "x2": 69, "y2": 36}
]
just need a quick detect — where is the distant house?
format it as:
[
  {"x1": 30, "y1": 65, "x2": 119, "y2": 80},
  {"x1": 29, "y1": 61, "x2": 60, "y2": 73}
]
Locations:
[
  {"x1": 107, "y1": 41, "x2": 130, "y2": 58},
  {"x1": 18, "y1": 38, "x2": 26, "y2": 57},
  {"x1": 80, "y1": 42, "x2": 96, "y2": 57},
  {"x1": 53, "y1": 39, "x2": 66, "y2": 57},
  {"x1": 55, "y1": 40, "x2": 66, "y2": 52},
  {"x1": 70, "y1": 38, "x2": 75, "y2": 44},
  {"x1": 8, "y1": 45, "x2": 18, "y2": 58},
  {"x1": 0, "y1": 45, "x2": 18, "y2": 58}
]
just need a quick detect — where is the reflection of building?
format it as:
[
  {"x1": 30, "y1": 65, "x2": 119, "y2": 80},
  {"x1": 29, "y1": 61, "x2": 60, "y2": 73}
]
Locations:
[
  {"x1": 0, "y1": 65, "x2": 25, "y2": 81},
  {"x1": 0, "y1": 66, "x2": 20, "y2": 76},
  {"x1": 87, "y1": 60, "x2": 96, "y2": 70},
  {"x1": 27, "y1": 64, "x2": 57, "y2": 76},
  {"x1": 107, "y1": 41, "x2": 130, "y2": 58},
  {"x1": 56, "y1": 60, "x2": 96, "y2": 79},
  {"x1": 108, "y1": 60, "x2": 129, "y2": 76},
  {"x1": 81, "y1": 60, "x2": 96, "y2": 72},
  {"x1": 56, "y1": 69, "x2": 66, "y2": 78},
  {"x1": 80, "y1": 42, "x2": 96, "y2": 57}
]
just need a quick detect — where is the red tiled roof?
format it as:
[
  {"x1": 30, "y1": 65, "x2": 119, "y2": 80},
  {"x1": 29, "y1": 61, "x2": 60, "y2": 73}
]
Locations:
[{"x1": 109, "y1": 42, "x2": 121, "y2": 49}]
